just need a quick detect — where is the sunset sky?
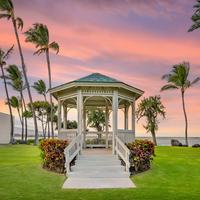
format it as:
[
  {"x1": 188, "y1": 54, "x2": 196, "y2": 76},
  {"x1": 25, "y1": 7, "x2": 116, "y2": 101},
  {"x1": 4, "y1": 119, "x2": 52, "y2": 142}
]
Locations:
[{"x1": 0, "y1": 0, "x2": 200, "y2": 137}]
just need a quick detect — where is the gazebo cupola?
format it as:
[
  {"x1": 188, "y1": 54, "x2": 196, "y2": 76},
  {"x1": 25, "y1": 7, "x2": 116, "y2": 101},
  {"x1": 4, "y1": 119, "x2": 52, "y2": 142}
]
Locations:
[{"x1": 49, "y1": 73, "x2": 144, "y2": 152}]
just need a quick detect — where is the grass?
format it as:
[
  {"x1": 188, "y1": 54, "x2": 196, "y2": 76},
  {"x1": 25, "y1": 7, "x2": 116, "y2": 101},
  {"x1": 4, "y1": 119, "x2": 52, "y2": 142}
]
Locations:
[{"x1": 0, "y1": 145, "x2": 200, "y2": 200}]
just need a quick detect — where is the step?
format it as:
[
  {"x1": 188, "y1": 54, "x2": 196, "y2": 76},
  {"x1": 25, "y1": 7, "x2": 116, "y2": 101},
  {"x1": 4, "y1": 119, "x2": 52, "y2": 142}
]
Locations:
[
  {"x1": 71, "y1": 165, "x2": 125, "y2": 171},
  {"x1": 71, "y1": 167, "x2": 125, "y2": 173},
  {"x1": 80, "y1": 155, "x2": 117, "y2": 158},
  {"x1": 78, "y1": 156, "x2": 118, "y2": 161},
  {"x1": 63, "y1": 178, "x2": 135, "y2": 189},
  {"x1": 68, "y1": 171, "x2": 130, "y2": 178},
  {"x1": 75, "y1": 160, "x2": 121, "y2": 166}
]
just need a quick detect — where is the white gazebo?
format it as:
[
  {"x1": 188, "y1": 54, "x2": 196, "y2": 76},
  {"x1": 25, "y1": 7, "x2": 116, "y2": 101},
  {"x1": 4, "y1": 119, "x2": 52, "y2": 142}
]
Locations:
[{"x1": 50, "y1": 73, "x2": 143, "y2": 153}]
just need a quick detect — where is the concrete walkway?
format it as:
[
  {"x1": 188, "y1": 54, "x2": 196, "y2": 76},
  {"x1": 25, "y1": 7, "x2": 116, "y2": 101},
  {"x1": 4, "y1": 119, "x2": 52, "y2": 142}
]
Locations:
[{"x1": 63, "y1": 149, "x2": 135, "y2": 189}]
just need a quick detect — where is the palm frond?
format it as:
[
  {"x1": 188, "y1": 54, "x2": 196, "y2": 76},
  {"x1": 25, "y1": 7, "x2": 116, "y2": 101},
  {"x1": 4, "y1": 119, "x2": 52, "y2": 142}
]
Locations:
[
  {"x1": 160, "y1": 84, "x2": 178, "y2": 91},
  {"x1": 49, "y1": 41, "x2": 59, "y2": 54},
  {"x1": 8, "y1": 96, "x2": 21, "y2": 108},
  {"x1": 24, "y1": 23, "x2": 49, "y2": 48},
  {"x1": 188, "y1": 22, "x2": 200, "y2": 32},
  {"x1": 161, "y1": 74, "x2": 171, "y2": 80},
  {"x1": 3, "y1": 45, "x2": 14, "y2": 60},
  {"x1": 191, "y1": 13, "x2": 200, "y2": 22},
  {"x1": 6, "y1": 64, "x2": 23, "y2": 81},
  {"x1": 0, "y1": 13, "x2": 11, "y2": 19},
  {"x1": 33, "y1": 47, "x2": 47, "y2": 55},
  {"x1": 0, "y1": 0, "x2": 13, "y2": 12},
  {"x1": 190, "y1": 77, "x2": 200, "y2": 86},
  {"x1": 32, "y1": 79, "x2": 47, "y2": 95},
  {"x1": 15, "y1": 17, "x2": 23, "y2": 30}
]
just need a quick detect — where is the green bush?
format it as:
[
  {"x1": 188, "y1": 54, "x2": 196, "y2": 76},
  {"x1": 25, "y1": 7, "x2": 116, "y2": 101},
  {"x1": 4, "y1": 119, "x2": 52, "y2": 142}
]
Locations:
[
  {"x1": 26, "y1": 139, "x2": 34, "y2": 145},
  {"x1": 127, "y1": 140, "x2": 155, "y2": 174},
  {"x1": 39, "y1": 139, "x2": 68, "y2": 173}
]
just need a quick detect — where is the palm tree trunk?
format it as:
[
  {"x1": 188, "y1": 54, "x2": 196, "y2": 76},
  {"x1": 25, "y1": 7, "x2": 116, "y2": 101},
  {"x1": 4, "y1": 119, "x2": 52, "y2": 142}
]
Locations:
[
  {"x1": 41, "y1": 113, "x2": 45, "y2": 138},
  {"x1": 181, "y1": 91, "x2": 188, "y2": 146},
  {"x1": 20, "y1": 92, "x2": 24, "y2": 141},
  {"x1": 43, "y1": 94, "x2": 50, "y2": 138},
  {"x1": 0, "y1": 65, "x2": 14, "y2": 143},
  {"x1": 11, "y1": 16, "x2": 39, "y2": 145},
  {"x1": 17, "y1": 107, "x2": 23, "y2": 139},
  {"x1": 46, "y1": 49, "x2": 54, "y2": 138},
  {"x1": 151, "y1": 129, "x2": 157, "y2": 146},
  {"x1": 21, "y1": 92, "x2": 28, "y2": 142}
]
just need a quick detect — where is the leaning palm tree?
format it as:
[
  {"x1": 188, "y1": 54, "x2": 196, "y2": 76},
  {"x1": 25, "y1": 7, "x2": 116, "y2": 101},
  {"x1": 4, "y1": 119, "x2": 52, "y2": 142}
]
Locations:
[
  {"x1": 0, "y1": 46, "x2": 14, "y2": 143},
  {"x1": 188, "y1": 0, "x2": 200, "y2": 32},
  {"x1": 161, "y1": 62, "x2": 200, "y2": 146},
  {"x1": 6, "y1": 64, "x2": 27, "y2": 141},
  {"x1": 0, "y1": 0, "x2": 39, "y2": 144},
  {"x1": 24, "y1": 23, "x2": 59, "y2": 138}
]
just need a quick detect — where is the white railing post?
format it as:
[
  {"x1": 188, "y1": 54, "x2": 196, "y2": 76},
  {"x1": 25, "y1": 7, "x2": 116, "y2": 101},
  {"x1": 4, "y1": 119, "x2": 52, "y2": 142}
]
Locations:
[
  {"x1": 115, "y1": 135, "x2": 130, "y2": 173},
  {"x1": 64, "y1": 133, "x2": 82, "y2": 175},
  {"x1": 65, "y1": 150, "x2": 70, "y2": 174}
]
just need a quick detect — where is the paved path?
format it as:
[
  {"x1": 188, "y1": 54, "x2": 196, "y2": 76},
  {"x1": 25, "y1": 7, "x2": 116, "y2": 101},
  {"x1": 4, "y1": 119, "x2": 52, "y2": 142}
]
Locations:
[{"x1": 63, "y1": 149, "x2": 135, "y2": 189}]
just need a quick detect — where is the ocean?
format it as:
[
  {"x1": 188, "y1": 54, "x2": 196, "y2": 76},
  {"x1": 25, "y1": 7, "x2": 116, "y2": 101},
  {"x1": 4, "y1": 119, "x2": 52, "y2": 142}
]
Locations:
[{"x1": 14, "y1": 127, "x2": 200, "y2": 146}]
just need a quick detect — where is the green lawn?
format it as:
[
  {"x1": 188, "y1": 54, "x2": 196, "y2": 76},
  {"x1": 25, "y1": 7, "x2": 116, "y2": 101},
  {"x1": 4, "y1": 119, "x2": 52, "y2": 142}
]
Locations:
[{"x1": 0, "y1": 145, "x2": 200, "y2": 200}]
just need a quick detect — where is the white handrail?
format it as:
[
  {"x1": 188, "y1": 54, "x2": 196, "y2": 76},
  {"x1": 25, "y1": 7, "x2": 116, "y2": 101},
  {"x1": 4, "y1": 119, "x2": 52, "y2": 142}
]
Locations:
[
  {"x1": 64, "y1": 133, "x2": 82, "y2": 174},
  {"x1": 115, "y1": 135, "x2": 130, "y2": 172}
]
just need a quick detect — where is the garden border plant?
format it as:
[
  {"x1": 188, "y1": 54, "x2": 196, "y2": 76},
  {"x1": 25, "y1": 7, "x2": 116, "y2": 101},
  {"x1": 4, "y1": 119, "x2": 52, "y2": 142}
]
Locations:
[
  {"x1": 39, "y1": 139, "x2": 68, "y2": 173},
  {"x1": 127, "y1": 139, "x2": 155, "y2": 174}
]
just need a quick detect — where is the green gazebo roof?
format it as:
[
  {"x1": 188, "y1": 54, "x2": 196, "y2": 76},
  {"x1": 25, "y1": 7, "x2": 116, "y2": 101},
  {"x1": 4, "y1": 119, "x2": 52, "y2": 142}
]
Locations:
[
  {"x1": 74, "y1": 73, "x2": 121, "y2": 83},
  {"x1": 49, "y1": 72, "x2": 144, "y2": 100}
]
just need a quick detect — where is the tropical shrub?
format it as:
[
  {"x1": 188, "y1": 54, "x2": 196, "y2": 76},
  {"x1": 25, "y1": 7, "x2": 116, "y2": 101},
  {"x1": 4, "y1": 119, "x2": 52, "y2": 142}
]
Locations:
[
  {"x1": 127, "y1": 140, "x2": 155, "y2": 174},
  {"x1": 39, "y1": 139, "x2": 68, "y2": 173}
]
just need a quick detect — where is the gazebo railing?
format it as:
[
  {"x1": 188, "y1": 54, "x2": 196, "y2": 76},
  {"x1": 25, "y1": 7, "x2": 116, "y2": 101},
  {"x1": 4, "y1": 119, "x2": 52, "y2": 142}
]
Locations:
[
  {"x1": 83, "y1": 131, "x2": 112, "y2": 148},
  {"x1": 117, "y1": 129, "x2": 135, "y2": 144},
  {"x1": 115, "y1": 135, "x2": 130, "y2": 172},
  {"x1": 59, "y1": 129, "x2": 77, "y2": 141},
  {"x1": 64, "y1": 133, "x2": 82, "y2": 174}
]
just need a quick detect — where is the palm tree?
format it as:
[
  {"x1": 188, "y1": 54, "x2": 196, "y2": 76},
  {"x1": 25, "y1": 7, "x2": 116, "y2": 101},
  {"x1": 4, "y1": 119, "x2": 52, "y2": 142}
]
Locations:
[
  {"x1": 161, "y1": 62, "x2": 200, "y2": 146},
  {"x1": 0, "y1": 0, "x2": 39, "y2": 144},
  {"x1": 0, "y1": 46, "x2": 14, "y2": 143},
  {"x1": 8, "y1": 96, "x2": 22, "y2": 128},
  {"x1": 136, "y1": 96, "x2": 165, "y2": 146},
  {"x1": 32, "y1": 79, "x2": 50, "y2": 137},
  {"x1": 24, "y1": 23, "x2": 59, "y2": 138},
  {"x1": 6, "y1": 64, "x2": 27, "y2": 141},
  {"x1": 32, "y1": 80, "x2": 47, "y2": 101},
  {"x1": 188, "y1": 0, "x2": 200, "y2": 32}
]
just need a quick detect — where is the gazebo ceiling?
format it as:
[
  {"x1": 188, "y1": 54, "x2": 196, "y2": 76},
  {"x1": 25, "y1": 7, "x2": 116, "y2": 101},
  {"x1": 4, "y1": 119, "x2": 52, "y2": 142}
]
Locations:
[{"x1": 50, "y1": 73, "x2": 144, "y2": 100}]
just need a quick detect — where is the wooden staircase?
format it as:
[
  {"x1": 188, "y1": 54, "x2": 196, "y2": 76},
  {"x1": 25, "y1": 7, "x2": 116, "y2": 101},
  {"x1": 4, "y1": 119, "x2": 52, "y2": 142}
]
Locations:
[{"x1": 63, "y1": 149, "x2": 135, "y2": 189}]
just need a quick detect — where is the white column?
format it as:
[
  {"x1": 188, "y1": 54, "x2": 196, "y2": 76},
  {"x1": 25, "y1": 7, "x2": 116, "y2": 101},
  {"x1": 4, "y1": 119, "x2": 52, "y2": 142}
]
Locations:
[
  {"x1": 63, "y1": 105, "x2": 67, "y2": 129},
  {"x1": 77, "y1": 90, "x2": 83, "y2": 152},
  {"x1": 124, "y1": 104, "x2": 129, "y2": 130},
  {"x1": 105, "y1": 104, "x2": 109, "y2": 148},
  {"x1": 77, "y1": 90, "x2": 83, "y2": 135},
  {"x1": 83, "y1": 106, "x2": 86, "y2": 148},
  {"x1": 58, "y1": 99, "x2": 62, "y2": 134},
  {"x1": 132, "y1": 99, "x2": 135, "y2": 137},
  {"x1": 112, "y1": 90, "x2": 118, "y2": 154}
]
